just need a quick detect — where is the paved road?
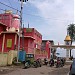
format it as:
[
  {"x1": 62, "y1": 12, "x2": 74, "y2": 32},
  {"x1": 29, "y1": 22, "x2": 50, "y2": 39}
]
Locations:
[{"x1": 0, "y1": 65, "x2": 70, "y2": 75}]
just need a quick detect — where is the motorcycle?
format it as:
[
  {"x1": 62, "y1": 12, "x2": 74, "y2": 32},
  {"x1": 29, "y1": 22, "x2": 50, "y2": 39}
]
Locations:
[
  {"x1": 24, "y1": 60, "x2": 31, "y2": 69},
  {"x1": 49, "y1": 59, "x2": 54, "y2": 67},
  {"x1": 44, "y1": 58, "x2": 48, "y2": 65},
  {"x1": 33, "y1": 59, "x2": 41, "y2": 68},
  {"x1": 55, "y1": 59, "x2": 63, "y2": 68}
]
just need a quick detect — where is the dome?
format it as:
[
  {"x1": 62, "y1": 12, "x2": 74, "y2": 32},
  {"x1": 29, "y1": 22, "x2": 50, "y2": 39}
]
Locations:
[{"x1": 64, "y1": 35, "x2": 71, "y2": 41}]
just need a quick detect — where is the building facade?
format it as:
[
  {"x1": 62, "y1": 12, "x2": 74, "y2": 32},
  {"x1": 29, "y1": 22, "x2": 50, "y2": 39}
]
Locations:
[
  {"x1": 0, "y1": 11, "x2": 42, "y2": 59},
  {"x1": 0, "y1": 11, "x2": 53, "y2": 60},
  {"x1": 0, "y1": 10, "x2": 20, "y2": 30},
  {"x1": 41, "y1": 40, "x2": 54, "y2": 59}
]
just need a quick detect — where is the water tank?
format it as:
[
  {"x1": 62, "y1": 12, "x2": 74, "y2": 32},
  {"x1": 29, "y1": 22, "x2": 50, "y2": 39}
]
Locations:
[{"x1": 18, "y1": 50, "x2": 26, "y2": 62}]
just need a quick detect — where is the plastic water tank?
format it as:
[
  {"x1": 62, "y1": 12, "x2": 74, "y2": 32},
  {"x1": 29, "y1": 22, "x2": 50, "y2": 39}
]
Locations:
[{"x1": 18, "y1": 50, "x2": 26, "y2": 62}]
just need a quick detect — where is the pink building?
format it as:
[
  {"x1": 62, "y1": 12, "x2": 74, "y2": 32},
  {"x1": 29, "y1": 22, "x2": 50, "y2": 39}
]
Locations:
[
  {"x1": 0, "y1": 10, "x2": 20, "y2": 30},
  {"x1": 41, "y1": 40, "x2": 54, "y2": 59},
  {"x1": 0, "y1": 10, "x2": 43, "y2": 59},
  {"x1": 0, "y1": 22, "x2": 7, "y2": 51},
  {"x1": 0, "y1": 11, "x2": 53, "y2": 59},
  {"x1": 22, "y1": 28, "x2": 42, "y2": 59}
]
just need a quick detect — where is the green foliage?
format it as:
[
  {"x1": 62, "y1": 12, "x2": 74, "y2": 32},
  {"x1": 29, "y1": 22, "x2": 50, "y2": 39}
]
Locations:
[
  {"x1": 67, "y1": 24, "x2": 75, "y2": 43},
  {"x1": 26, "y1": 28, "x2": 32, "y2": 32}
]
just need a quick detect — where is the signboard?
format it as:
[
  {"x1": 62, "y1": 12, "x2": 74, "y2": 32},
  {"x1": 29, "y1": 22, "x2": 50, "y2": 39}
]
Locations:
[
  {"x1": 7, "y1": 39, "x2": 12, "y2": 48},
  {"x1": 26, "y1": 28, "x2": 32, "y2": 32},
  {"x1": 26, "y1": 54, "x2": 34, "y2": 58}
]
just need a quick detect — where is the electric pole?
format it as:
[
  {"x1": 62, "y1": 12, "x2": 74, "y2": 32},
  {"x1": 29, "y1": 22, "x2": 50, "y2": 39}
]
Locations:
[{"x1": 17, "y1": 0, "x2": 28, "y2": 62}]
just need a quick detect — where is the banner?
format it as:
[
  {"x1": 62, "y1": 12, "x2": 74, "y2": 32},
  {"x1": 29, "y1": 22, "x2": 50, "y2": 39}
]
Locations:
[{"x1": 7, "y1": 39, "x2": 12, "y2": 48}]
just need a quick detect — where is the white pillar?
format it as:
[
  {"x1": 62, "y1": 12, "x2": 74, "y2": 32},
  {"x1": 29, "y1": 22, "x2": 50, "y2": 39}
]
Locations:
[
  {"x1": 2, "y1": 34, "x2": 5, "y2": 53},
  {"x1": 66, "y1": 49, "x2": 69, "y2": 60},
  {"x1": 15, "y1": 34, "x2": 17, "y2": 45}
]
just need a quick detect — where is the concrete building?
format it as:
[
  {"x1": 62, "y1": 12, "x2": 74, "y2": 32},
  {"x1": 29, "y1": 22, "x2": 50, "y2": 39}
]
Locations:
[
  {"x1": 0, "y1": 11, "x2": 52, "y2": 60},
  {"x1": 41, "y1": 40, "x2": 54, "y2": 59},
  {"x1": 0, "y1": 10, "x2": 20, "y2": 30}
]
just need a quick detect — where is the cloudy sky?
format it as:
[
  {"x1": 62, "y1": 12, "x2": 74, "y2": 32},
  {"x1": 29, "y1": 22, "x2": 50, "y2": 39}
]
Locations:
[
  {"x1": 28, "y1": 0, "x2": 74, "y2": 45},
  {"x1": 0, "y1": 0, "x2": 74, "y2": 44}
]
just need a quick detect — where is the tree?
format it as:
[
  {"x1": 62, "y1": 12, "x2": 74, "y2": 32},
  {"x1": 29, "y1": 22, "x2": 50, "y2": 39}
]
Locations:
[{"x1": 67, "y1": 24, "x2": 75, "y2": 57}]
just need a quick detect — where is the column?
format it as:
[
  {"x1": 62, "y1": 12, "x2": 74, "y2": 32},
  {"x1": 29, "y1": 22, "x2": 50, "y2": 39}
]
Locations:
[{"x1": 66, "y1": 49, "x2": 69, "y2": 60}]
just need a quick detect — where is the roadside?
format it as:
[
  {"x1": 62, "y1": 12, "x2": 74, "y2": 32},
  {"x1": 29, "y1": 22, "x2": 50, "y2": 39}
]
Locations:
[{"x1": 0, "y1": 64, "x2": 70, "y2": 75}]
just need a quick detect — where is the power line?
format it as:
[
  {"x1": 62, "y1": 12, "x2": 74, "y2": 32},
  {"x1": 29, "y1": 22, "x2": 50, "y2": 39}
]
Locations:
[
  {"x1": 0, "y1": 8, "x2": 20, "y2": 15},
  {"x1": 0, "y1": 1, "x2": 20, "y2": 12},
  {"x1": 7, "y1": 0, "x2": 13, "y2": 8},
  {"x1": 23, "y1": 13, "x2": 72, "y2": 22},
  {"x1": 0, "y1": 8, "x2": 6, "y2": 11},
  {"x1": 0, "y1": 7, "x2": 72, "y2": 22},
  {"x1": 0, "y1": 1, "x2": 73, "y2": 22}
]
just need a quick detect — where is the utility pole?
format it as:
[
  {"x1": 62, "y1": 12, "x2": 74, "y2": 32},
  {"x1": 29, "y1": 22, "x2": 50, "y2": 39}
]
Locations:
[{"x1": 17, "y1": 0, "x2": 28, "y2": 62}]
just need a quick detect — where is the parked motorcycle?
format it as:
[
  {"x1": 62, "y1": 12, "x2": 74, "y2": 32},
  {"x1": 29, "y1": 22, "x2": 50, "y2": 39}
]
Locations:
[
  {"x1": 60, "y1": 58, "x2": 65, "y2": 66},
  {"x1": 24, "y1": 60, "x2": 31, "y2": 69},
  {"x1": 44, "y1": 58, "x2": 48, "y2": 65},
  {"x1": 55, "y1": 58, "x2": 63, "y2": 68},
  {"x1": 33, "y1": 59, "x2": 41, "y2": 68},
  {"x1": 49, "y1": 59, "x2": 54, "y2": 67}
]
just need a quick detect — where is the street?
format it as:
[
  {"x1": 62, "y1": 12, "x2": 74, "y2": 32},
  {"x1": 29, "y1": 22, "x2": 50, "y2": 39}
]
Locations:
[{"x1": 0, "y1": 64, "x2": 70, "y2": 75}]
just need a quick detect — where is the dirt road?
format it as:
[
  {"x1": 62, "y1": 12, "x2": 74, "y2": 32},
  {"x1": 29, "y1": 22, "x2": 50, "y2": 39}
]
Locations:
[{"x1": 0, "y1": 65, "x2": 70, "y2": 75}]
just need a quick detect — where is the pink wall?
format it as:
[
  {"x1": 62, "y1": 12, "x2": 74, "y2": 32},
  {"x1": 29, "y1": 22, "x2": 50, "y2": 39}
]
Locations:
[
  {"x1": 20, "y1": 37, "x2": 28, "y2": 53},
  {"x1": 0, "y1": 13, "x2": 13, "y2": 27},
  {"x1": 46, "y1": 41, "x2": 51, "y2": 59},
  {"x1": 0, "y1": 23, "x2": 7, "y2": 33},
  {"x1": 3, "y1": 33, "x2": 15, "y2": 52},
  {"x1": 0, "y1": 23, "x2": 7, "y2": 52},
  {"x1": 0, "y1": 12, "x2": 48, "y2": 59},
  {"x1": 23, "y1": 28, "x2": 42, "y2": 50},
  {"x1": 11, "y1": 15, "x2": 20, "y2": 29},
  {"x1": 33, "y1": 28, "x2": 42, "y2": 50},
  {"x1": 0, "y1": 35, "x2": 3, "y2": 52},
  {"x1": 28, "y1": 39, "x2": 34, "y2": 53},
  {"x1": 20, "y1": 37, "x2": 34, "y2": 54},
  {"x1": 35, "y1": 54, "x2": 47, "y2": 59},
  {"x1": 0, "y1": 13, "x2": 20, "y2": 29}
]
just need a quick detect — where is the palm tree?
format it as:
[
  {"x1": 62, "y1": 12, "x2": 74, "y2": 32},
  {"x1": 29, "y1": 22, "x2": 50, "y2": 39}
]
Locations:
[{"x1": 67, "y1": 24, "x2": 75, "y2": 57}]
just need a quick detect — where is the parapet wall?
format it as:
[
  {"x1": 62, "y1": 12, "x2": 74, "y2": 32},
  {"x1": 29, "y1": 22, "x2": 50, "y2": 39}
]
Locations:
[{"x1": 0, "y1": 50, "x2": 17, "y2": 66}]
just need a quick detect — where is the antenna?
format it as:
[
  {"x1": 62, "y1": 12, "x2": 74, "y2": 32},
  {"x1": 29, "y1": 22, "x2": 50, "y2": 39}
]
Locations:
[{"x1": 28, "y1": 22, "x2": 29, "y2": 28}]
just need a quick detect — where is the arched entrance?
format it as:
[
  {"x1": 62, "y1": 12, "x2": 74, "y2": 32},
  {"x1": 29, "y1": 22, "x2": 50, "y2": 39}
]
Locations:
[
  {"x1": 51, "y1": 33, "x2": 75, "y2": 60},
  {"x1": 51, "y1": 45, "x2": 75, "y2": 60}
]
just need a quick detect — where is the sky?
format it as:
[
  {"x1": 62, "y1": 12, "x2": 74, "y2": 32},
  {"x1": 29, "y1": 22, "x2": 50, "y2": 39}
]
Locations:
[
  {"x1": 25, "y1": 0, "x2": 74, "y2": 45},
  {"x1": 0, "y1": 0, "x2": 74, "y2": 45},
  {"x1": 0, "y1": 0, "x2": 74, "y2": 57}
]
